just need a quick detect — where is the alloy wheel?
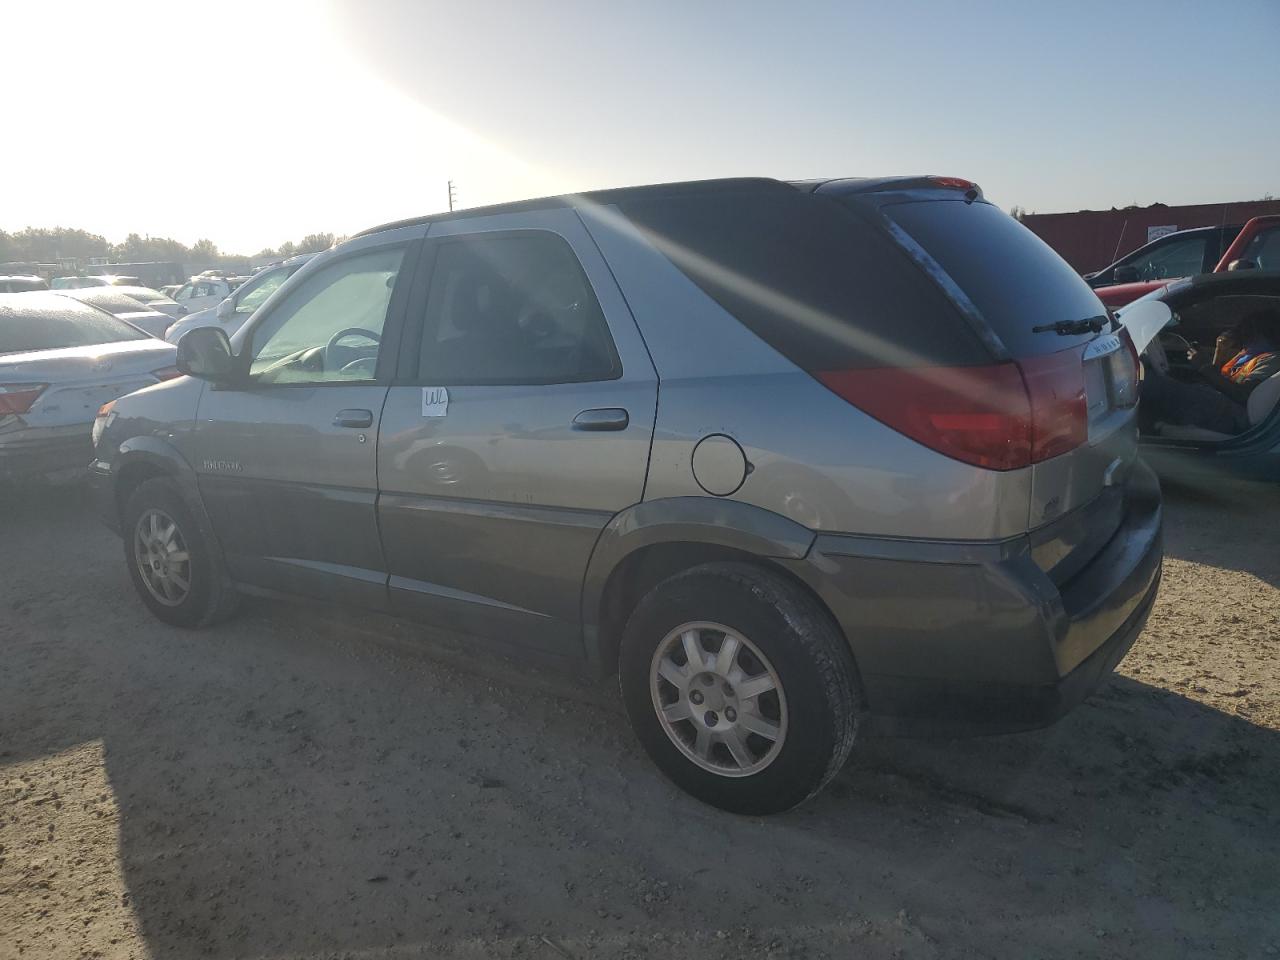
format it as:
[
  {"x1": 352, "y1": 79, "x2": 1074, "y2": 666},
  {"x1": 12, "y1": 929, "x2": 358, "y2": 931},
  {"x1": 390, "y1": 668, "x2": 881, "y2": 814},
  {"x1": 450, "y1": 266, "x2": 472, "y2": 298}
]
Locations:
[
  {"x1": 133, "y1": 508, "x2": 192, "y2": 607},
  {"x1": 649, "y1": 621, "x2": 787, "y2": 777}
]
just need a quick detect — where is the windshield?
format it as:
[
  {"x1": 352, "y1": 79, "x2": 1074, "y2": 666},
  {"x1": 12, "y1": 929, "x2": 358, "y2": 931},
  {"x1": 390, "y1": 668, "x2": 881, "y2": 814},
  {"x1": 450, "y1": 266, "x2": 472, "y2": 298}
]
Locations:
[
  {"x1": 1240, "y1": 225, "x2": 1280, "y2": 270},
  {"x1": 879, "y1": 199, "x2": 1107, "y2": 356},
  {"x1": 233, "y1": 266, "x2": 291, "y2": 315},
  {"x1": 0, "y1": 296, "x2": 150, "y2": 354}
]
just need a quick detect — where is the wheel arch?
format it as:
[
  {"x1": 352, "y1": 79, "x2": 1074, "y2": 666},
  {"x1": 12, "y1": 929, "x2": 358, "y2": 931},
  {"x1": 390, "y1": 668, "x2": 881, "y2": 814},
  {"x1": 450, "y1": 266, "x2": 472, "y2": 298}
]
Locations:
[
  {"x1": 112, "y1": 437, "x2": 199, "y2": 521},
  {"x1": 583, "y1": 497, "x2": 849, "y2": 677},
  {"x1": 110, "y1": 438, "x2": 229, "y2": 574}
]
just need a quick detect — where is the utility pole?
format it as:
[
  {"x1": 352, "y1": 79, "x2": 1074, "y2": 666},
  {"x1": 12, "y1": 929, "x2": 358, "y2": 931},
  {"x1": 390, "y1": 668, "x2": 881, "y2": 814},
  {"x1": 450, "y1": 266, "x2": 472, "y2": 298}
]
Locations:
[{"x1": 447, "y1": 180, "x2": 457, "y2": 212}]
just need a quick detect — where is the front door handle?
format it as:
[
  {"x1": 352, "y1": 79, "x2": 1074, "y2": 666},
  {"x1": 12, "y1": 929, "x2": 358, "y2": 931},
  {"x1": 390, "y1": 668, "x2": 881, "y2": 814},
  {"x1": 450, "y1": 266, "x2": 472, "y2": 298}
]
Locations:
[
  {"x1": 573, "y1": 408, "x2": 629, "y2": 431},
  {"x1": 333, "y1": 408, "x2": 374, "y2": 429}
]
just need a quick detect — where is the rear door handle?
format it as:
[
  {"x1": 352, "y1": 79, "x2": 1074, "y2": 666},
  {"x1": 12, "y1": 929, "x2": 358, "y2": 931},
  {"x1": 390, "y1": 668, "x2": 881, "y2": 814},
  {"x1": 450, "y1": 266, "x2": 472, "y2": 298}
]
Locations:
[
  {"x1": 333, "y1": 408, "x2": 374, "y2": 428},
  {"x1": 572, "y1": 408, "x2": 629, "y2": 431}
]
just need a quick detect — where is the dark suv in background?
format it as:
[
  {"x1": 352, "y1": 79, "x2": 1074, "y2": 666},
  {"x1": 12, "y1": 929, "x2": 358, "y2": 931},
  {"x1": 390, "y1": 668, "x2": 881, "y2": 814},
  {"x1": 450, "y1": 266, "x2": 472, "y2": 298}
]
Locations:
[
  {"x1": 1085, "y1": 224, "x2": 1242, "y2": 290},
  {"x1": 90, "y1": 176, "x2": 1162, "y2": 814}
]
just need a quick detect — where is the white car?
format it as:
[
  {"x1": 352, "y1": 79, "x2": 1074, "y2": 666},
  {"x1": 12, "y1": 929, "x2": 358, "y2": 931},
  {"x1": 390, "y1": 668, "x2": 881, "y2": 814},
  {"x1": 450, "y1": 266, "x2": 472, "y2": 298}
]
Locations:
[
  {"x1": 172, "y1": 277, "x2": 235, "y2": 314},
  {"x1": 103, "y1": 285, "x2": 185, "y2": 320},
  {"x1": 164, "y1": 254, "x2": 317, "y2": 343}
]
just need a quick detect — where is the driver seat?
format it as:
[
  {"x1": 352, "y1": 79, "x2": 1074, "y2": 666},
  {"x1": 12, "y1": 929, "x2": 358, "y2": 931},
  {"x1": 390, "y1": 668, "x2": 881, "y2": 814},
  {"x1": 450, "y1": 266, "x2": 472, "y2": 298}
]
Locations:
[{"x1": 1156, "y1": 368, "x2": 1280, "y2": 440}]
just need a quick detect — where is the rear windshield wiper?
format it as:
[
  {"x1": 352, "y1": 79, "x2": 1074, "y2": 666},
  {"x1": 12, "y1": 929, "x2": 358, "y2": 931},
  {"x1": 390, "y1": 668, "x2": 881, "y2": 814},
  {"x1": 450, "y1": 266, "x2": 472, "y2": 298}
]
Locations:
[{"x1": 1030, "y1": 316, "x2": 1108, "y2": 336}]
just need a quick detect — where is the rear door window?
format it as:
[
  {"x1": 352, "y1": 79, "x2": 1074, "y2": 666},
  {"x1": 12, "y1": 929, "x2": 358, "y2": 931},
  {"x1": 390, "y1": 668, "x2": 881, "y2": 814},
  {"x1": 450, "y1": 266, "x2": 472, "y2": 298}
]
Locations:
[
  {"x1": 619, "y1": 191, "x2": 990, "y2": 370},
  {"x1": 880, "y1": 199, "x2": 1106, "y2": 356},
  {"x1": 415, "y1": 232, "x2": 621, "y2": 384}
]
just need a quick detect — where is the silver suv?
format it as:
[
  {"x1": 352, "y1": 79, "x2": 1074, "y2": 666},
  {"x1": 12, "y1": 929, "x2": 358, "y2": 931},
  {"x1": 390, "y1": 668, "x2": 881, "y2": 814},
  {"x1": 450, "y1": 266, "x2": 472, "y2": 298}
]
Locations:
[{"x1": 90, "y1": 177, "x2": 1162, "y2": 814}]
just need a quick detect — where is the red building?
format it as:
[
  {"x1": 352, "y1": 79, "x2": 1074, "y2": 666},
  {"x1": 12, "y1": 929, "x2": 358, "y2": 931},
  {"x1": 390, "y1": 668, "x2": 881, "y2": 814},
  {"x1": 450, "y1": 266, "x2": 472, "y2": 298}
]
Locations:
[{"x1": 1022, "y1": 199, "x2": 1280, "y2": 274}]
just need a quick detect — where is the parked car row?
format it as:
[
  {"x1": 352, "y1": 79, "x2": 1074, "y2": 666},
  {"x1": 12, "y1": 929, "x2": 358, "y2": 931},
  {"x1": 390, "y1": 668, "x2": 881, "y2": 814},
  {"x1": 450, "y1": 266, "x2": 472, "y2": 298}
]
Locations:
[
  {"x1": 50, "y1": 274, "x2": 142, "y2": 289},
  {"x1": 162, "y1": 253, "x2": 316, "y2": 343}
]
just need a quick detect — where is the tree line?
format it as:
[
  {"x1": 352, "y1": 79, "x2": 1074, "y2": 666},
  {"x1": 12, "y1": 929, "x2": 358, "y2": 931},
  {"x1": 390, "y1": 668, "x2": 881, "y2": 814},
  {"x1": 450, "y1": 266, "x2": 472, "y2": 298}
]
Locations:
[{"x1": 0, "y1": 227, "x2": 340, "y2": 273}]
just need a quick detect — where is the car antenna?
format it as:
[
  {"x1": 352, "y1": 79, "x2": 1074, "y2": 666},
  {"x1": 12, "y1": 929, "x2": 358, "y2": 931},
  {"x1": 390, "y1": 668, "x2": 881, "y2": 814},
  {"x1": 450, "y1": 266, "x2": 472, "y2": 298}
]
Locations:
[{"x1": 1111, "y1": 218, "x2": 1128, "y2": 264}]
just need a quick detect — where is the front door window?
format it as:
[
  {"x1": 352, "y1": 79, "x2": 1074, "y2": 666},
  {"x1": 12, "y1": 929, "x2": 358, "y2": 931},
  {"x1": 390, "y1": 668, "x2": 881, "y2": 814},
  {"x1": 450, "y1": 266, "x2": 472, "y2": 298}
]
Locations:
[{"x1": 246, "y1": 247, "x2": 405, "y2": 384}]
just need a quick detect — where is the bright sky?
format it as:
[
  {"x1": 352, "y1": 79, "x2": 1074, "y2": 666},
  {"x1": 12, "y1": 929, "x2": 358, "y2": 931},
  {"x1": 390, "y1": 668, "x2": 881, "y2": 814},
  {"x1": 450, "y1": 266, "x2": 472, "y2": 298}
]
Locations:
[{"x1": 4, "y1": 0, "x2": 1277, "y2": 254}]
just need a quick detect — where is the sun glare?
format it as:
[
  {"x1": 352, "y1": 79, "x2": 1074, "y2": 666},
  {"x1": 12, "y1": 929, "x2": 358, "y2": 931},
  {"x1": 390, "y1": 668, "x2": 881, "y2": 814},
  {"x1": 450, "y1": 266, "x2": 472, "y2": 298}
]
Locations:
[{"x1": 2, "y1": 0, "x2": 567, "y2": 252}]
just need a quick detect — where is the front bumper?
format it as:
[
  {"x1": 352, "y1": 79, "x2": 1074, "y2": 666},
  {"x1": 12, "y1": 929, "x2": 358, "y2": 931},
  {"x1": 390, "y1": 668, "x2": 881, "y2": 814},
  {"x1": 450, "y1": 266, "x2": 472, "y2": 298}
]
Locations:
[
  {"x1": 786, "y1": 459, "x2": 1164, "y2": 736},
  {"x1": 87, "y1": 459, "x2": 120, "y2": 533},
  {"x1": 0, "y1": 423, "x2": 93, "y2": 480}
]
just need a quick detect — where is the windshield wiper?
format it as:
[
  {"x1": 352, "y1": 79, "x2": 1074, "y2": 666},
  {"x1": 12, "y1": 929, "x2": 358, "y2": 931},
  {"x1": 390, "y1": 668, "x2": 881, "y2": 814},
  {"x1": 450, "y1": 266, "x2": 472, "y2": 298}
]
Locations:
[{"x1": 1030, "y1": 316, "x2": 1108, "y2": 336}]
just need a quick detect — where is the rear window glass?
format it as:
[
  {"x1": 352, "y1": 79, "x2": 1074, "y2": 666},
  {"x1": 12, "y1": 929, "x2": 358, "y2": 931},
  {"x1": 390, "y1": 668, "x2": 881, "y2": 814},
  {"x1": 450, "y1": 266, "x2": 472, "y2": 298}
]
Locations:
[
  {"x1": 62, "y1": 290, "x2": 153, "y2": 315},
  {"x1": 880, "y1": 199, "x2": 1106, "y2": 356},
  {"x1": 618, "y1": 191, "x2": 990, "y2": 370},
  {"x1": 0, "y1": 296, "x2": 149, "y2": 354},
  {"x1": 0, "y1": 277, "x2": 48, "y2": 292}
]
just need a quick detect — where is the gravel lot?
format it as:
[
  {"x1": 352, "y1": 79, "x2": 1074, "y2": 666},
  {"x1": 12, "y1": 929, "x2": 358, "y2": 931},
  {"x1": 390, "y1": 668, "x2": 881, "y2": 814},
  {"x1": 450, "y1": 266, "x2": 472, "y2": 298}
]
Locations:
[{"x1": 2, "y1": 476, "x2": 1278, "y2": 959}]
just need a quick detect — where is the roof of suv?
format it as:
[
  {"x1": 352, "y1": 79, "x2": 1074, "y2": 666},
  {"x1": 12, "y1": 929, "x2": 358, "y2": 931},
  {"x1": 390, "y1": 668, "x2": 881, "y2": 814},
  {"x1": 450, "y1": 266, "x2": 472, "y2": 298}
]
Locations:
[{"x1": 355, "y1": 176, "x2": 984, "y2": 238}]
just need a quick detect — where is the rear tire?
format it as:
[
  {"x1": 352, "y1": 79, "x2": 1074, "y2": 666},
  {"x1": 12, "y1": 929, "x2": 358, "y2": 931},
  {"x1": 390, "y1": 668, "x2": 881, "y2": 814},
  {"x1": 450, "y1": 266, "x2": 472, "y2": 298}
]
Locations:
[
  {"x1": 122, "y1": 477, "x2": 239, "y2": 628},
  {"x1": 619, "y1": 562, "x2": 860, "y2": 814}
]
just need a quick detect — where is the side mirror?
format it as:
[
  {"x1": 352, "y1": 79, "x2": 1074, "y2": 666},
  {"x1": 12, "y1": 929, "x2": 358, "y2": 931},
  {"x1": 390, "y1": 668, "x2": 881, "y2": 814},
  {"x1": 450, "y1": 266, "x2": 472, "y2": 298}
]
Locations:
[
  {"x1": 216, "y1": 297, "x2": 235, "y2": 319},
  {"x1": 1112, "y1": 265, "x2": 1140, "y2": 284},
  {"x1": 176, "y1": 326, "x2": 238, "y2": 381},
  {"x1": 1227, "y1": 258, "x2": 1257, "y2": 271}
]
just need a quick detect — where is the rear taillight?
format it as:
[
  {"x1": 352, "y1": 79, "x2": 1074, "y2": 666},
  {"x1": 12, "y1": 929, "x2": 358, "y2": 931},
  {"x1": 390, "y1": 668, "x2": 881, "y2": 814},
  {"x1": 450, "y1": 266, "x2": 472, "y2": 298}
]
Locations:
[
  {"x1": 928, "y1": 176, "x2": 978, "y2": 191},
  {"x1": 151, "y1": 365, "x2": 182, "y2": 381},
  {"x1": 0, "y1": 383, "x2": 48, "y2": 416},
  {"x1": 1019, "y1": 348, "x2": 1088, "y2": 461},
  {"x1": 816, "y1": 346, "x2": 1088, "y2": 471},
  {"x1": 816, "y1": 364, "x2": 1032, "y2": 470}
]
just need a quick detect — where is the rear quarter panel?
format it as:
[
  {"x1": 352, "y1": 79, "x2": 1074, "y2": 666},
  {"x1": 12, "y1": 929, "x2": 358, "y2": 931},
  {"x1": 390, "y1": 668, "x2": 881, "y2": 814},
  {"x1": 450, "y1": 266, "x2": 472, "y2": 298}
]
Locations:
[{"x1": 578, "y1": 203, "x2": 1033, "y2": 540}]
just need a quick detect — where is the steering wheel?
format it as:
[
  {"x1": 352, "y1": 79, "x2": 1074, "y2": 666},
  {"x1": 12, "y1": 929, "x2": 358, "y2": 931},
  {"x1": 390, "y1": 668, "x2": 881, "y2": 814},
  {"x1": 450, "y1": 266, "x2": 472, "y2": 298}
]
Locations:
[
  {"x1": 326, "y1": 327, "x2": 381, "y2": 352},
  {"x1": 1147, "y1": 331, "x2": 1194, "y2": 375},
  {"x1": 325, "y1": 327, "x2": 381, "y2": 372}
]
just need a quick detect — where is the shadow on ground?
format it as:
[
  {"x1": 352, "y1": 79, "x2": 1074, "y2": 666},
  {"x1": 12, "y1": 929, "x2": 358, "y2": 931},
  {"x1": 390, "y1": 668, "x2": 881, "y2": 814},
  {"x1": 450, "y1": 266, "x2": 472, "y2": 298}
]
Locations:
[
  {"x1": 1157, "y1": 471, "x2": 1280, "y2": 588},
  {"x1": 2, "y1": 483, "x2": 1278, "y2": 959}
]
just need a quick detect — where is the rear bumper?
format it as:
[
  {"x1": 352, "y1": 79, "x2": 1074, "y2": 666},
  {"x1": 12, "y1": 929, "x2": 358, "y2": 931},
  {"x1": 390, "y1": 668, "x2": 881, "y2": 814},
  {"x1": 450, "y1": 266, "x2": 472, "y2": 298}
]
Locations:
[
  {"x1": 786, "y1": 459, "x2": 1164, "y2": 736},
  {"x1": 0, "y1": 423, "x2": 93, "y2": 479}
]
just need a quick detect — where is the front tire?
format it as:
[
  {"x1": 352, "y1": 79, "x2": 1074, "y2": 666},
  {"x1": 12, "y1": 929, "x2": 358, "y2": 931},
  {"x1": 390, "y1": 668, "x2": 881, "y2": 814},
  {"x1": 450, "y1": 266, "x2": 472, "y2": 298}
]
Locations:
[
  {"x1": 122, "y1": 477, "x2": 238, "y2": 628},
  {"x1": 619, "y1": 562, "x2": 860, "y2": 814}
]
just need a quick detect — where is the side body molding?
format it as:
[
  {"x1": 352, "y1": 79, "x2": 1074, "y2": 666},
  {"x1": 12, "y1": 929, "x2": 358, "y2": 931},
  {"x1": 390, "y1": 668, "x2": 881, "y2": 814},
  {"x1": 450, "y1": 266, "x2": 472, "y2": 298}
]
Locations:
[{"x1": 579, "y1": 496, "x2": 816, "y2": 669}]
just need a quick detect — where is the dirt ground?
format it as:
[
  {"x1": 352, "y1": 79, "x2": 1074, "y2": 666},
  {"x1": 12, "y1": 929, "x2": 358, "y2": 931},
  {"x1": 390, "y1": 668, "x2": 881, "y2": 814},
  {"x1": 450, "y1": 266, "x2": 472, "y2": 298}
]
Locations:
[{"x1": 1, "y1": 476, "x2": 1278, "y2": 960}]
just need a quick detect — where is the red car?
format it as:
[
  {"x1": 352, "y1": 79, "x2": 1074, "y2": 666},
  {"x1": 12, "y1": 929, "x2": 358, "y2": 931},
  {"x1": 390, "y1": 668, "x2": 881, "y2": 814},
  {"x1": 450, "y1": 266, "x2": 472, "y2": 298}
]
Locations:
[{"x1": 1093, "y1": 215, "x2": 1280, "y2": 308}]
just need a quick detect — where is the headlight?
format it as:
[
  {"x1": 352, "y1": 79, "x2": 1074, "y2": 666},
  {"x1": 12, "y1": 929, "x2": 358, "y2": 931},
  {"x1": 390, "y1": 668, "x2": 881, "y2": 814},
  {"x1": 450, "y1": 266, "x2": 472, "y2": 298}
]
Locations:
[{"x1": 92, "y1": 401, "x2": 116, "y2": 449}]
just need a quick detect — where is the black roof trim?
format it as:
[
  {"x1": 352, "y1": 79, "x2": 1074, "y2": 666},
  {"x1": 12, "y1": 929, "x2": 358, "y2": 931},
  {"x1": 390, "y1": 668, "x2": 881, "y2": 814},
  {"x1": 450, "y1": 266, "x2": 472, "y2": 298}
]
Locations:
[
  {"x1": 353, "y1": 174, "x2": 989, "y2": 239},
  {"x1": 355, "y1": 177, "x2": 810, "y2": 238}
]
